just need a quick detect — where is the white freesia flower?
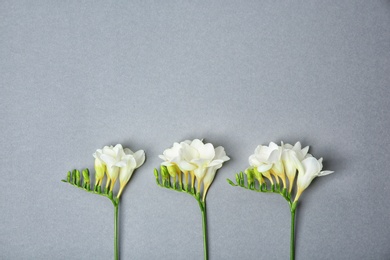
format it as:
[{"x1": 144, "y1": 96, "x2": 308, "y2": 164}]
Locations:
[
  {"x1": 97, "y1": 144, "x2": 124, "y2": 190},
  {"x1": 202, "y1": 146, "x2": 230, "y2": 200},
  {"x1": 93, "y1": 144, "x2": 146, "y2": 197},
  {"x1": 247, "y1": 141, "x2": 333, "y2": 199},
  {"x1": 159, "y1": 139, "x2": 230, "y2": 200},
  {"x1": 249, "y1": 142, "x2": 285, "y2": 185},
  {"x1": 183, "y1": 139, "x2": 229, "y2": 190},
  {"x1": 159, "y1": 140, "x2": 193, "y2": 186},
  {"x1": 294, "y1": 157, "x2": 334, "y2": 202},
  {"x1": 281, "y1": 142, "x2": 308, "y2": 192},
  {"x1": 116, "y1": 148, "x2": 145, "y2": 198},
  {"x1": 158, "y1": 141, "x2": 189, "y2": 167}
]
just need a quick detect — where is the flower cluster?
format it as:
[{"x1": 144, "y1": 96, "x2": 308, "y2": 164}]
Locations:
[
  {"x1": 157, "y1": 139, "x2": 230, "y2": 201},
  {"x1": 246, "y1": 141, "x2": 333, "y2": 202},
  {"x1": 93, "y1": 144, "x2": 145, "y2": 198}
]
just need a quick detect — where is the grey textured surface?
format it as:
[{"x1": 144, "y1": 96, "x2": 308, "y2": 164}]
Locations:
[{"x1": 1, "y1": 1, "x2": 390, "y2": 259}]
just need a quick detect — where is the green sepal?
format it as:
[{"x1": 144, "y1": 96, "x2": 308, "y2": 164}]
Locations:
[
  {"x1": 67, "y1": 171, "x2": 71, "y2": 182},
  {"x1": 291, "y1": 201, "x2": 298, "y2": 212},
  {"x1": 275, "y1": 183, "x2": 280, "y2": 192},
  {"x1": 109, "y1": 191, "x2": 113, "y2": 200}
]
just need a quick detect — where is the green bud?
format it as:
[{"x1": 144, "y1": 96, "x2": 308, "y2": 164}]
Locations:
[
  {"x1": 72, "y1": 170, "x2": 76, "y2": 184},
  {"x1": 161, "y1": 165, "x2": 169, "y2": 180},
  {"x1": 226, "y1": 179, "x2": 237, "y2": 186},
  {"x1": 167, "y1": 165, "x2": 180, "y2": 177},
  {"x1": 75, "y1": 170, "x2": 81, "y2": 186},
  {"x1": 82, "y1": 169, "x2": 90, "y2": 190},
  {"x1": 239, "y1": 172, "x2": 245, "y2": 187},
  {"x1": 235, "y1": 173, "x2": 240, "y2": 184},
  {"x1": 82, "y1": 169, "x2": 90, "y2": 182},
  {"x1": 154, "y1": 169, "x2": 161, "y2": 185},
  {"x1": 245, "y1": 168, "x2": 254, "y2": 188}
]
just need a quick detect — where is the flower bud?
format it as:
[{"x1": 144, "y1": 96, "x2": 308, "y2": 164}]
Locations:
[
  {"x1": 82, "y1": 169, "x2": 90, "y2": 190},
  {"x1": 245, "y1": 168, "x2": 255, "y2": 189},
  {"x1": 72, "y1": 169, "x2": 76, "y2": 184},
  {"x1": 75, "y1": 170, "x2": 81, "y2": 186}
]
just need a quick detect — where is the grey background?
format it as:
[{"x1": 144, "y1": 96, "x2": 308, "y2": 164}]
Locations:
[{"x1": 1, "y1": 1, "x2": 390, "y2": 259}]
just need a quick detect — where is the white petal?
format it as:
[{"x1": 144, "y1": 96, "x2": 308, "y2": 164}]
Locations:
[
  {"x1": 293, "y1": 142, "x2": 302, "y2": 151},
  {"x1": 100, "y1": 154, "x2": 117, "y2": 167},
  {"x1": 124, "y1": 148, "x2": 134, "y2": 155},
  {"x1": 301, "y1": 157, "x2": 321, "y2": 177},
  {"x1": 301, "y1": 146, "x2": 309, "y2": 157},
  {"x1": 198, "y1": 143, "x2": 215, "y2": 160},
  {"x1": 179, "y1": 161, "x2": 197, "y2": 171},
  {"x1": 161, "y1": 161, "x2": 174, "y2": 167},
  {"x1": 318, "y1": 170, "x2": 334, "y2": 176},
  {"x1": 257, "y1": 163, "x2": 273, "y2": 172},
  {"x1": 268, "y1": 142, "x2": 279, "y2": 150},
  {"x1": 249, "y1": 155, "x2": 261, "y2": 166},
  {"x1": 268, "y1": 149, "x2": 281, "y2": 162},
  {"x1": 256, "y1": 146, "x2": 273, "y2": 161},
  {"x1": 133, "y1": 150, "x2": 145, "y2": 168},
  {"x1": 208, "y1": 160, "x2": 223, "y2": 167},
  {"x1": 190, "y1": 139, "x2": 205, "y2": 151},
  {"x1": 181, "y1": 143, "x2": 199, "y2": 161},
  {"x1": 214, "y1": 146, "x2": 228, "y2": 160}
]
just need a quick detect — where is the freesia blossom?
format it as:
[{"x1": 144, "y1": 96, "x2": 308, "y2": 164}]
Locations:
[
  {"x1": 117, "y1": 148, "x2": 145, "y2": 198},
  {"x1": 281, "y1": 142, "x2": 309, "y2": 192},
  {"x1": 294, "y1": 157, "x2": 333, "y2": 202},
  {"x1": 94, "y1": 144, "x2": 146, "y2": 195},
  {"x1": 249, "y1": 142, "x2": 286, "y2": 185},
  {"x1": 96, "y1": 144, "x2": 124, "y2": 190},
  {"x1": 159, "y1": 139, "x2": 230, "y2": 200},
  {"x1": 201, "y1": 146, "x2": 230, "y2": 200},
  {"x1": 247, "y1": 141, "x2": 333, "y2": 201}
]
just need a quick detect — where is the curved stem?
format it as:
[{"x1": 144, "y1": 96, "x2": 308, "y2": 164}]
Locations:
[
  {"x1": 114, "y1": 203, "x2": 119, "y2": 260},
  {"x1": 290, "y1": 207, "x2": 296, "y2": 260},
  {"x1": 198, "y1": 200, "x2": 208, "y2": 260}
]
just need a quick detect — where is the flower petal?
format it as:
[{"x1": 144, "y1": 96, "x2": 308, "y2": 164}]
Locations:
[
  {"x1": 133, "y1": 150, "x2": 145, "y2": 168},
  {"x1": 257, "y1": 163, "x2": 273, "y2": 172}
]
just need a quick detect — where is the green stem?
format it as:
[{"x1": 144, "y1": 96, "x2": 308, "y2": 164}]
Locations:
[
  {"x1": 290, "y1": 206, "x2": 296, "y2": 260},
  {"x1": 198, "y1": 200, "x2": 208, "y2": 260},
  {"x1": 114, "y1": 203, "x2": 119, "y2": 260}
]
